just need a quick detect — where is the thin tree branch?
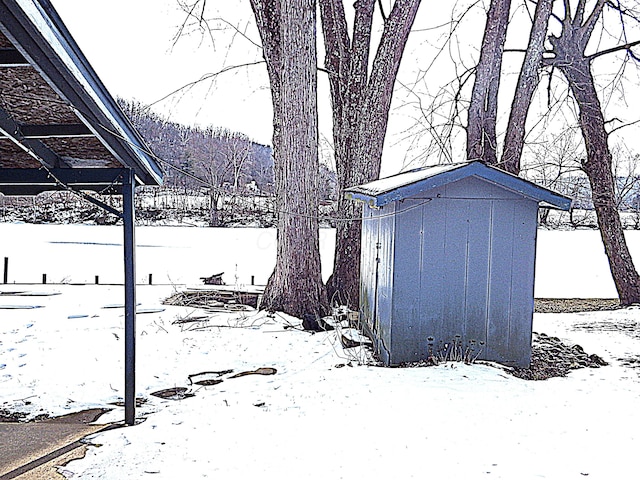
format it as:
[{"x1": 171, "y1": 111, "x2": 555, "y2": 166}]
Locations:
[
  {"x1": 377, "y1": 0, "x2": 388, "y2": 22},
  {"x1": 147, "y1": 61, "x2": 266, "y2": 109},
  {"x1": 574, "y1": 0, "x2": 587, "y2": 27},
  {"x1": 609, "y1": 118, "x2": 640, "y2": 135},
  {"x1": 588, "y1": 39, "x2": 640, "y2": 59}
]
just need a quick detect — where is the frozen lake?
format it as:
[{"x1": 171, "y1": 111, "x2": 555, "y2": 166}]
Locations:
[
  {"x1": 0, "y1": 223, "x2": 336, "y2": 287},
  {"x1": 1, "y1": 223, "x2": 639, "y2": 298}
]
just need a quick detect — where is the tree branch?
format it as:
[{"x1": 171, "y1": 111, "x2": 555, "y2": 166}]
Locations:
[
  {"x1": 574, "y1": 0, "x2": 587, "y2": 27},
  {"x1": 609, "y1": 118, "x2": 640, "y2": 135},
  {"x1": 588, "y1": 39, "x2": 640, "y2": 60},
  {"x1": 581, "y1": 0, "x2": 606, "y2": 40}
]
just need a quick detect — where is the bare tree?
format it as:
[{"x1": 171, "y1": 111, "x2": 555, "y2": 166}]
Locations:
[
  {"x1": 544, "y1": 0, "x2": 640, "y2": 305},
  {"x1": 523, "y1": 132, "x2": 584, "y2": 225},
  {"x1": 320, "y1": 0, "x2": 421, "y2": 307},
  {"x1": 250, "y1": 0, "x2": 329, "y2": 320},
  {"x1": 191, "y1": 127, "x2": 226, "y2": 226}
]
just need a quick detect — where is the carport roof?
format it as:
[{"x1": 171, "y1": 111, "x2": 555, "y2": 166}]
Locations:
[
  {"x1": 0, "y1": 0, "x2": 163, "y2": 195},
  {"x1": 345, "y1": 161, "x2": 572, "y2": 210}
]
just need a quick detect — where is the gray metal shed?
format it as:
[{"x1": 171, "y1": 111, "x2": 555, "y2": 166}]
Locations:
[{"x1": 345, "y1": 161, "x2": 571, "y2": 368}]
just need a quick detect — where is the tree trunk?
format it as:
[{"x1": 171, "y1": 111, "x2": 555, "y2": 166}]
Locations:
[
  {"x1": 559, "y1": 60, "x2": 640, "y2": 305},
  {"x1": 208, "y1": 188, "x2": 220, "y2": 227},
  {"x1": 501, "y1": 0, "x2": 553, "y2": 175},
  {"x1": 250, "y1": 0, "x2": 329, "y2": 319},
  {"x1": 467, "y1": 0, "x2": 511, "y2": 164},
  {"x1": 320, "y1": 0, "x2": 421, "y2": 308}
]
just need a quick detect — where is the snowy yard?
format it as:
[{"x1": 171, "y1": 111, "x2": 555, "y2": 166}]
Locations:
[{"x1": 1, "y1": 224, "x2": 639, "y2": 479}]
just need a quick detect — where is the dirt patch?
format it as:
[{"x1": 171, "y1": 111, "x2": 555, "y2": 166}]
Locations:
[
  {"x1": 0, "y1": 409, "x2": 49, "y2": 423},
  {"x1": 0, "y1": 407, "x2": 109, "y2": 424},
  {"x1": 399, "y1": 332, "x2": 609, "y2": 381},
  {"x1": 534, "y1": 298, "x2": 620, "y2": 313}
]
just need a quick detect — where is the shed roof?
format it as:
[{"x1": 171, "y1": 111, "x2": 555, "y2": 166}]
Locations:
[
  {"x1": 0, "y1": 0, "x2": 163, "y2": 195},
  {"x1": 345, "y1": 161, "x2": 572, "y2": 210}
]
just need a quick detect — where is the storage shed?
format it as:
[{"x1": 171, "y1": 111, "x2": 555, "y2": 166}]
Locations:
[{"x1": 345, "y1": 161, "x2": 571, "y2": 368}]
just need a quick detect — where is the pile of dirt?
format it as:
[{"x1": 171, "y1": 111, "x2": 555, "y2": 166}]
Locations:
[{"x1": 509, "y1": 332, "x2": 608, "y2": 380}]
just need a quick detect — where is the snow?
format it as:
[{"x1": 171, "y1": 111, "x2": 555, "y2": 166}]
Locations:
[
  {"x1": 1, "y1": 224, "x2": 640, "y2": 479},
  {"x1": 347, "y1": 162, "x2": 469, "y2": 196}
]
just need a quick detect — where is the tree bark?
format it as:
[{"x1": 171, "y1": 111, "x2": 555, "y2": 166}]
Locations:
[
  {"x1": 320, "y1": 0, "x2": 421, "y2": 308},
  {"x1": 501, "y1": 0, "x2": 553, "y2": 175},
  {"x1": 251, "y1": 0, "x2": 329, "y2": 319},
  {"x1": 467, "y1": 0, "x2": 511, "y2": 164}
]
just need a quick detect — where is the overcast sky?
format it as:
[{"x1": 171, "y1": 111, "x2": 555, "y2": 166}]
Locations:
[{"x1": 50, "y1": 0, "x2": 274, "y2": 145}]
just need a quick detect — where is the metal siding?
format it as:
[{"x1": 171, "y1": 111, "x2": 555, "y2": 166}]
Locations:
[
  {"x1": 463, "y1": 199, "x2": 492, "y2": 358},
  {"x1": 390, "y1": 199, "x2": 425, "y2": 363},
  {"x1": 446, "y1": 177, "x2": 535, "y2": 366},
  {"x1": 506, "y1": 200, "x2": 538, "y2": 367},
  {"x1": 485, "y1": 200, "x2": 516, "y2": 365},
  {"x1": 359, "y1": 206, "x2": 377, "y2": 334},
  {"x1": 442, "y1": 179, "x2": 502, "y2": 363},
  {"x1": 441, "y1": 193, "x2": 470, "y2": 348},
  {"x1": 375, "y1": 203, "x2": 396, "y2": 362},
  {"x1": 419, "y1": 192, "x2": 448, "y2": 361}
]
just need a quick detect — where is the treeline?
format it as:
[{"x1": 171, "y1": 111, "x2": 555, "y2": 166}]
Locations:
[
  {"x1": 118, "y1": 99, "x2": 335, "y2": 226},
  {"x1": 119, "y1": 99, "x2": 274, "y2": 190}
]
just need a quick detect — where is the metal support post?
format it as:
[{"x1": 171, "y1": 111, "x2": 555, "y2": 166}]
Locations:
[{"x1": 123, "y1": 169, "x2": 137, "y2": 426}]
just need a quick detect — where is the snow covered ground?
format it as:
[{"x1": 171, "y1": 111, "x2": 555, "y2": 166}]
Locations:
[{"x1": 1, "y1": 224, "x2": 639, "y2": 479}]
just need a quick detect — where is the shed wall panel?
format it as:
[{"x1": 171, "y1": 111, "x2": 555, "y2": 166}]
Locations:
[
  {"x1": 485, "y1": 200, "x2": 515, "y2": 364},
  {"x1": 419, "y1": 195, "x2": 448, "y2": 359},
  {"x1": 390, "y1": 199, "x2": 426, "y2": 363},
  {"x1": 463, "y1": 200, "x2": 493, "y2": 356},
  {"x1": 441, "y1": 198, "x2": 470, "y2": 344},
  {"x1": 359, "y1": 206, "x2": 378, "y2": 333},
  {"x1": 363, "y1": 203, "x2": 396, "y2": 362},
  {"x1": 378, "y1": 204, "x2": 396, "y2": 361},
  {"x1": 505, "y1": 200, "x2": 538, "y2": 367}
]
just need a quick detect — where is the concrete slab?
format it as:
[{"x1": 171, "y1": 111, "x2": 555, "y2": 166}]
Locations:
[{"x1": 0, "y1": 409, "x2": 113, "y2": 480}]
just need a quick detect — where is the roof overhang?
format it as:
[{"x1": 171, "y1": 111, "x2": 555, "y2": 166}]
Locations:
[
  {"x1": 345, "y1": 161, "x2": 572, "y2": 210},
  {"x1": 0, "y1": 0, "x2": 163, "y2": 194}
]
